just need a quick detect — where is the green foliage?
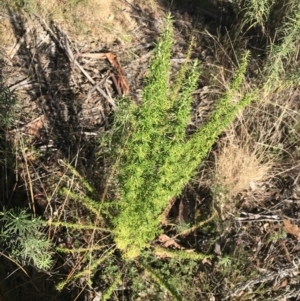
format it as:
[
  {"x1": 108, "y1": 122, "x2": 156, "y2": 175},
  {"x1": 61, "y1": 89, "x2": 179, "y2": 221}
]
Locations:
[
  {"x1": 110, "y1": 15, "x2": 202, "y2": 258},
  {"x1": 153, "y1": 246, "x2": 212, "y2": 261},
  {"x1": 101, "y1": 272, "x2": 122, "y2": 301},
  {"x1": 49, "y1": 220, "x2": 109, "y2": 231},
  {"x1": 61, "y1": 187, "x2": 101, "y2": 216},
  {"x1": 110, "y1": 16, "x2": 252, "y2": 258},
  {"x1": 60, "y1": 161, "x2": 94, "y2": 193},
  {"x1": 217, "y1": 249, "x2": 253, "y2": 283},
  {"x1": 237, "y1": 0, "x2": 275, "y2": 30},
  {"x1": 218, "y1": 255, "x2": 232, "y2": 268},
  {"x1": 0, "y1": 209, "x2": 53, "y2": 270},
  {"x1": 263, "y1": 2, "x2": 300, "y2": 90},
  {"x1": 140, "y1": 261, "x2": 182, "y2": 301},
  {"x1": 0, "y1": 85, "x2": 17, "y2": 169},
  {"x1": 56, "y1": 249, "x2": 115, "y2": 291},
  {"x1": 133, "y1": 253, "x2": 201, "y2": 301},
  {"x1": 0, "y1": 85, "x2": 17, "y2": 129}
]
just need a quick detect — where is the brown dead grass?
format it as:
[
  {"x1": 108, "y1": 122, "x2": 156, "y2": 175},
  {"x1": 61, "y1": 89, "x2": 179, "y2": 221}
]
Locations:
[
  {"x1": 0, "y1": 0, "x2": 164, "y2": 49},
  {"x1": 0, "y1": 16, "x2": 17, "y2": 50},
  {"x1": 55, "y1": 0, "x2": 137, "y2": 45},
  {"x1": 212, "y1": 63, "x2": 300, "y2": 203},
  {"x1": 214, "y1": 122, "x2": 274, "y2": 199}
]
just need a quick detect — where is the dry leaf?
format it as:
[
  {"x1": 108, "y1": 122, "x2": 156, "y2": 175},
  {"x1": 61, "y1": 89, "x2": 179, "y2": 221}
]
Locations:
[
  {"x1": 158, "y1": 234, "x2": 184, "y2": 249},
  {"x1": 202, "y1": 258, "x2": 212, "y2": 265},
  {"x1": 186, "y1": 249, "x2": 195, "y2": 253},
  {"x1": 25, "y1": 115, "x2": 46, "y2": 137},
  {"x1": 78, "y1": 52, "x2": 129, "y2": 95},
  {"x1": 274, "y1": 279, "x2": 288, "y2": 289},
  {"x1": 105, "y1": 52, "x2": 130, "y2": 95},
  {"x1": 283, "y1": 219, "x2": 300, "y2": 239}
]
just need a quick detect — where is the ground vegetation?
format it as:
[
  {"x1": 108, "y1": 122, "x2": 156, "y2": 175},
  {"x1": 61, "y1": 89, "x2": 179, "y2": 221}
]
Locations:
[{"x1": 0, "y1": 0, "x2": 300, "y2": 300}]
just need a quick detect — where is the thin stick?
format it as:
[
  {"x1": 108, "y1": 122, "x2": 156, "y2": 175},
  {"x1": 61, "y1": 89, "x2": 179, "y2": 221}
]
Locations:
[
  {"x1": 110, "y1": 73, "x2": 122, "y2": 96},
  {"x1": 104, "y1": 82, "x2": 115, "y2": 106},
  {"x1": 0, "y1": 252, "x2": 30, "y2": 279},
  {"x1": 22, "y1": 148, "x2": 36, "y2": 217},
  {"x1": 34, "y1": 14, "x2": 116, "y2": 107},
  {"x1": 9, "y1": 26, "x2": 32, "y2": 59}
]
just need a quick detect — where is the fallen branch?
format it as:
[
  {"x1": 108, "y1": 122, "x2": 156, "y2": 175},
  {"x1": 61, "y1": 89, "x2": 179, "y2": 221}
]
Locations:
[{"x1": 77, "y1": 52, "x2": 130, "y2": 96}]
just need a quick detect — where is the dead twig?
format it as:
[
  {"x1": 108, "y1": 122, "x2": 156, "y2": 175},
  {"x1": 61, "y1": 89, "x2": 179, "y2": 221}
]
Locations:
[
  {"x1": 9, "y1": 25, "x2": 32, "y2": 59},
  {"x1": 77, "y1": 52, "x2": 130, "y2": 95},
  {"x1": 110, "y1": 73, "x2": 122, "y2": 96},
  {"x1": 21, "y1": 148, "x2": 36, "y2": 217},
  {"x1": 9, "y1": 79, "x2": 45, "y2": 92},
  {"x1": 225, "y1": 262, "x2": 300, "y2": 300},
  {"x1": 236, "y1": 212, "x2": 282, "y2": 222},
  {"x1": 34, "y1": 14, "x2": 116, "y2": 107},
  {"x1": 104, "y1": 82, "x2": 114, "y2": 105},
  {"x1": 86, "y1": 76, "x2": 113, "y2": 104}
]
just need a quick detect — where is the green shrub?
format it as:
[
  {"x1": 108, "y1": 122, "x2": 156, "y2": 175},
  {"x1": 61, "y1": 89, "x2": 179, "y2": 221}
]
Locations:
[
  {"x1": 0, "y1": 209, "x2": 53, "y2": 270},
  {"x1": 0, "y1": 85, "x2": 17, "y2": 129},
  {"x1": 109, "y1": 15, "x2": 253, "y2": 259}
]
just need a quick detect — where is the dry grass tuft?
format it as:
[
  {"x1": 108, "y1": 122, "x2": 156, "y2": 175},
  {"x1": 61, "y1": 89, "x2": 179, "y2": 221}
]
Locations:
[
  {"x1": 213, "y1": 79, "x2": 300, "y2": 203},
  {"x1": 214, "y1": 123, "x2": 274, "y2": 199}
]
